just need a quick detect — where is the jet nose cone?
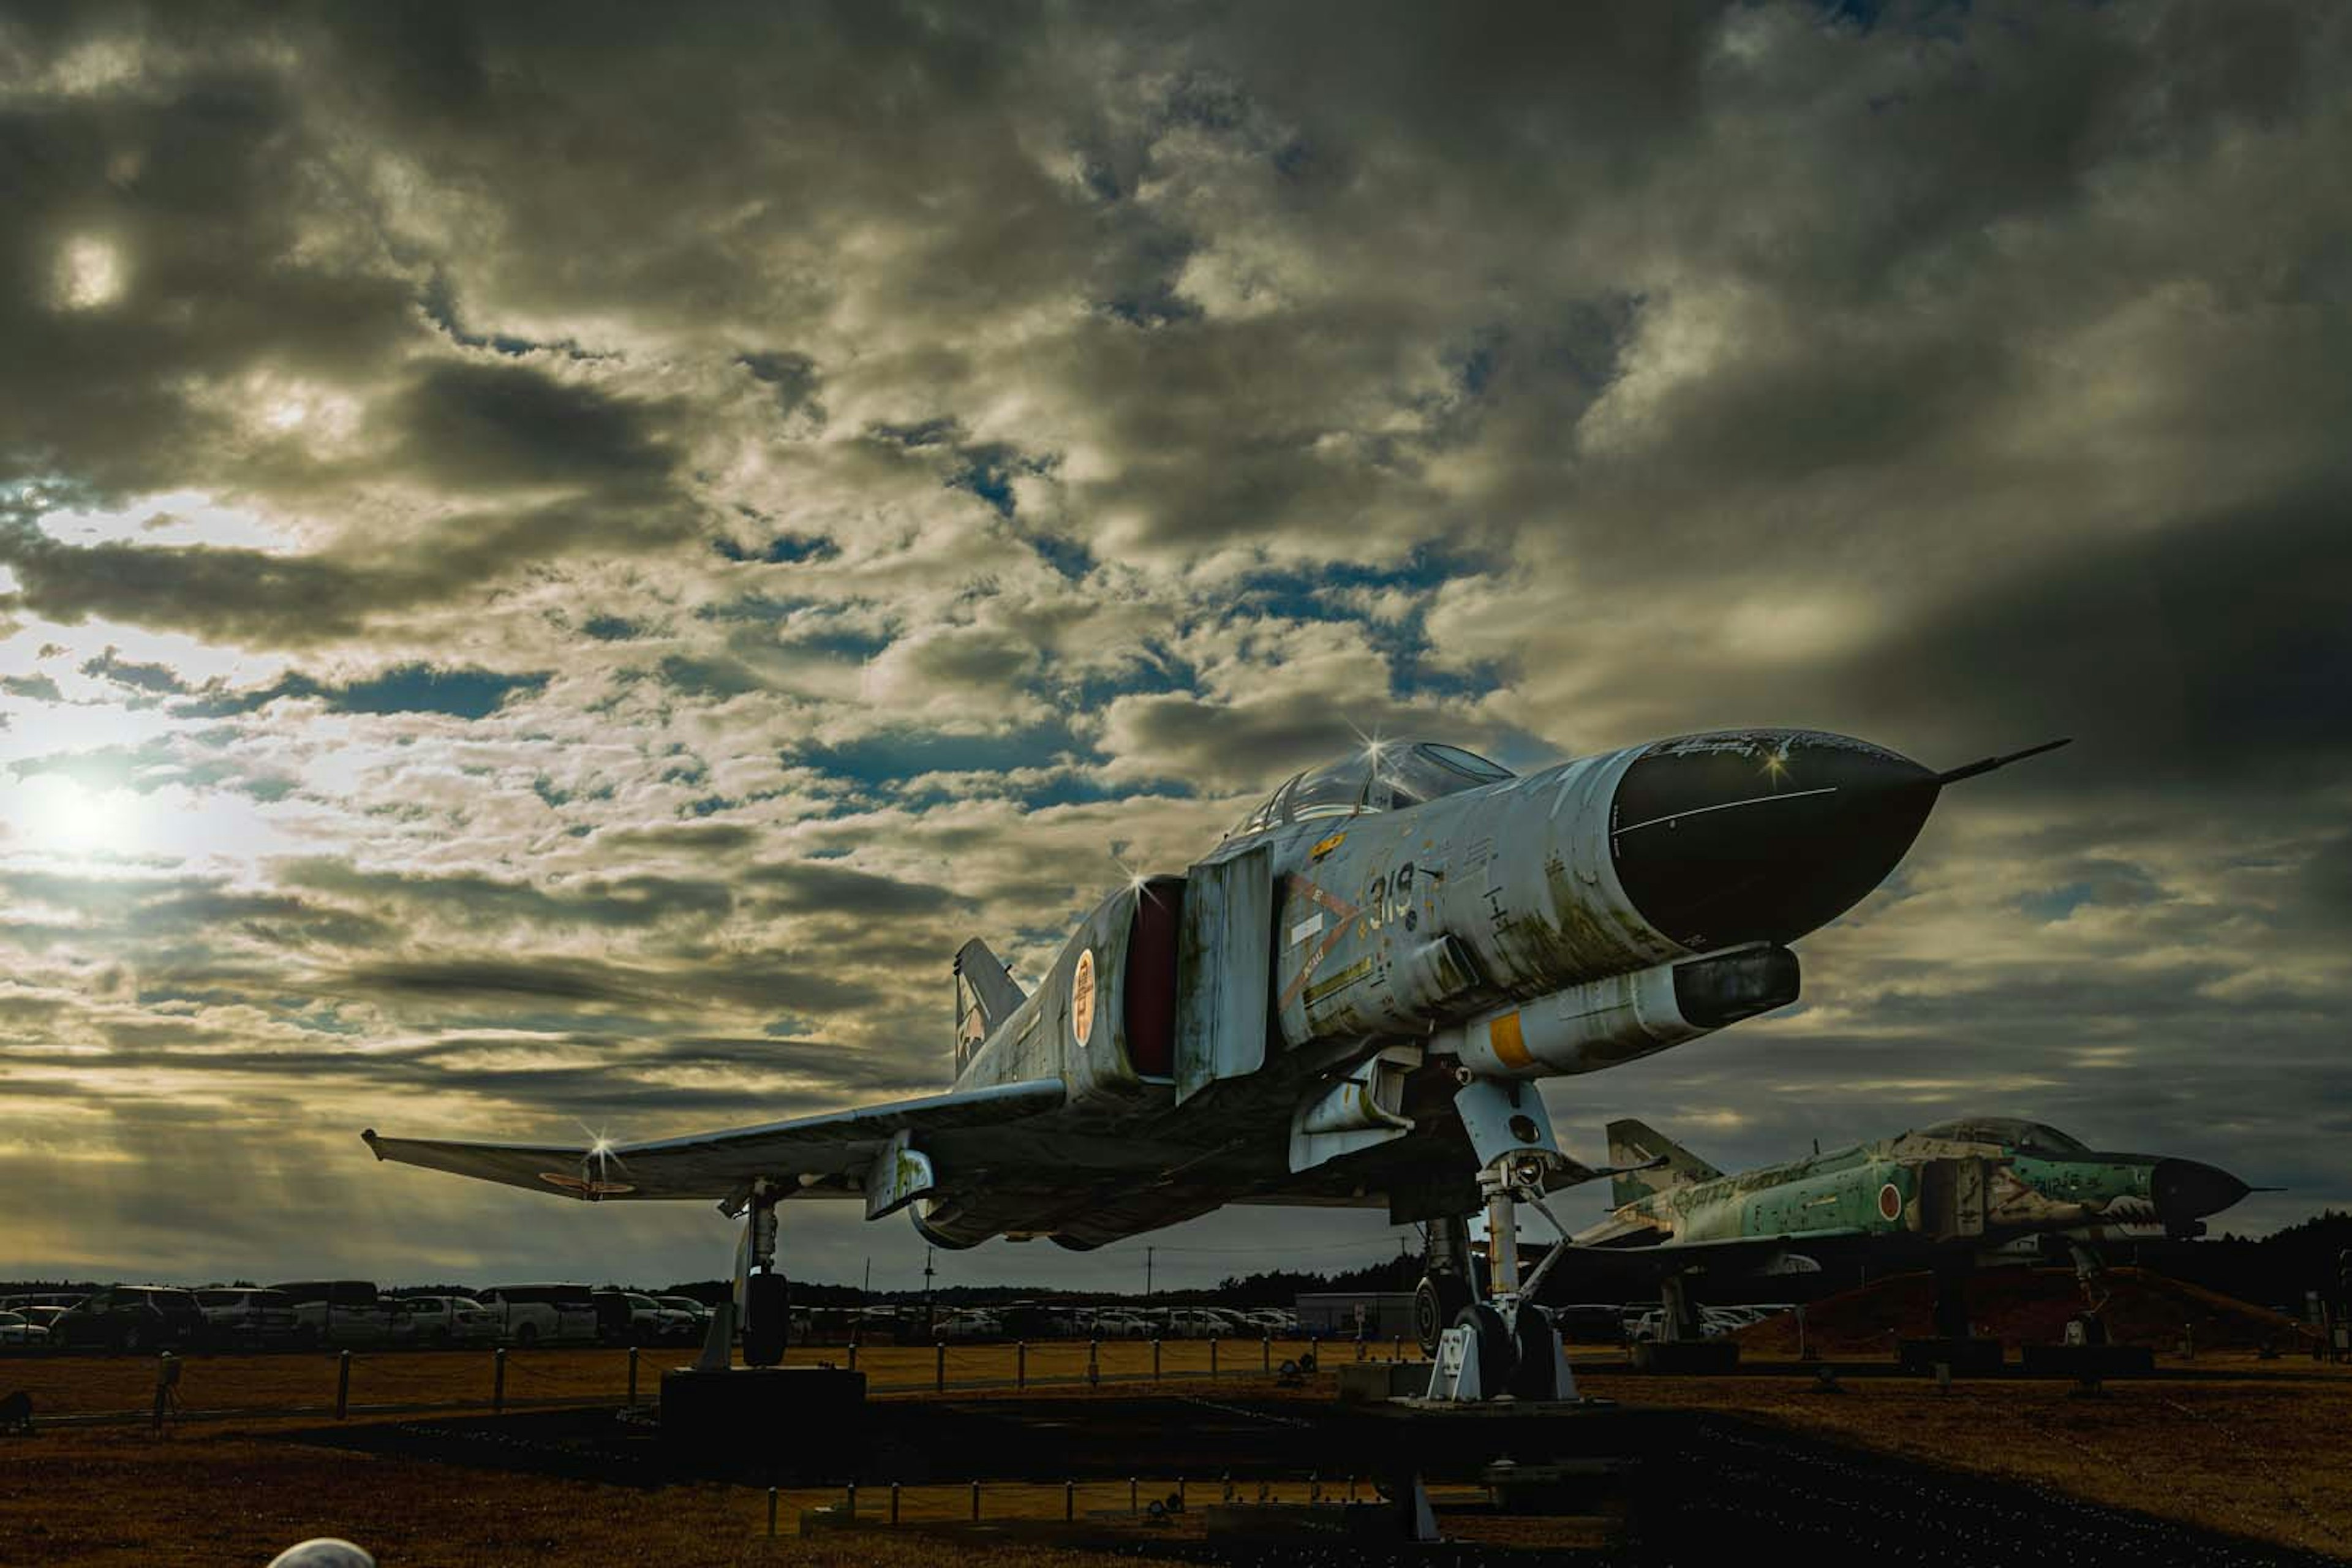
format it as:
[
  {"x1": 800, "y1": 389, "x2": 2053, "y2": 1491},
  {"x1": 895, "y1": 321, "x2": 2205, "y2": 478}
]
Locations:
[
  {"x1": 1610, "y1": 729, "x2": 1940, "y2": 950},
  {"x1": 2152, "y1": 1158, "x2": 2253, "y2": 1224}
]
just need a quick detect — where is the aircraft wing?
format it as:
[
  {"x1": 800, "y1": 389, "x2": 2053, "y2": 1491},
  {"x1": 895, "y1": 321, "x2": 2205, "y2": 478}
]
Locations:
[{"x1": 362, "y1": 1077, "x2": 1068, "y2": 1205}]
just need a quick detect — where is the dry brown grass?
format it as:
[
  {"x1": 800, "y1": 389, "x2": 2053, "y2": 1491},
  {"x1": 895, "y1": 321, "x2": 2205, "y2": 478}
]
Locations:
[
  {"x1": 1576, "y1": 1357, "x2": 2352, "y2": 1558},
  {"x1": 0, "y1": 1338, "x2": 1347, "y2": 1422}
]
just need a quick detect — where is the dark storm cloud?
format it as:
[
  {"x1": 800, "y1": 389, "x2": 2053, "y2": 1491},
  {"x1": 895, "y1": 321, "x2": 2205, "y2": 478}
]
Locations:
[
  {"x1": 388, "y1": 359, "x2": 677, "y2": 492},
  {"x1": 1833, "y1": 473, "x2": 2352, "y2": 795},
  {"x1": 742, "y1": 859, "x2": 975, "y2": 918},
  {"x1": 279, "y1": 859, "x2": 734, "y2": 931}
]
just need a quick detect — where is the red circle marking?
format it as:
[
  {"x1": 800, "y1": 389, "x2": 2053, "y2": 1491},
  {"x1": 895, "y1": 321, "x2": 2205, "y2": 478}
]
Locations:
[{"x1": 1877, "y1": 1182, "x2": 1902, "y2": 1221}]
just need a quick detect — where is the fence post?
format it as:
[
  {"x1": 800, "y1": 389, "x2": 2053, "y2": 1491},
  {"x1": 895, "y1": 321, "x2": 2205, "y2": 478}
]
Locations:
[
  {"x1": 1130, "y1": 1477, "x2": 1139, "y2": 1514},
  {"x1": 627, "y1": 1346, "x2": 639, "y2": 1404},
  {"x1": 1210, "y1": 1335, "x2": 1218, "y2": 1378},
  {"x1": 845, "y1": 1482, "x2": 856, "y2": 1519},
  {"x1": 1310, "y1": 1335, "x2": 1320, "y2": 1366},
  {"x1": 1088, "y1": 1338, "x2": 1099, "y2": 1387},
  {"x1": 1017, "y1": 1340, "x2": 1027, "y2": 1390},
  {"x1": 1393, "y1": 1335, "x2": 1403, "y2": 1363},
  {"x1": 1152, "y1": 1338, "x2": 1162, "y2": 1381},
  {"x1": 766, "y1": 1487, "x2": 777, "y2": 1537},
  {"x1": 1065, "y1": 1480, "x2": 1075, "y2": 1521},
  {"x1": 848, "y1": 1340, "x2": 858, "y2": 1372},
  {"x1": 492, "y1": 1347, "x2": 507, "y2": 1415},
  {"x1": 336, "y1": 1350, "x2": 351, "y2": 1419},
  {"x1": 970, "y1": 1479, "x2": 981, "y2": 1521},
  {"x1": 889, "y1": 1481, "x2": 900, "y2": 1524},
  {"x1": 1263, "y1": 1334, "x2": 1272, "y2": 1373},
  {"x1": 936, "y1": 1340, "x2": 946, "y2": 1393}
]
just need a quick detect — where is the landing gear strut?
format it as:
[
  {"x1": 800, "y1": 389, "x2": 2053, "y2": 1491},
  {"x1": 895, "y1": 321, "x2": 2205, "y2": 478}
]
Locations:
[
  {"x1": 702, "y1": 1182, "x2": 792, "y2": 1369},
  {"x1": 1425, "y1": 1075, "x2": 1582, "y2": 1402}
]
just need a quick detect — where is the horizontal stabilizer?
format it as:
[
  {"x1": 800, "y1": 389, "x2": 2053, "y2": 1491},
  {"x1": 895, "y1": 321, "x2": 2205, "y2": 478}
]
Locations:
[{"x1": 1607, "y1": 1117, "x2": 1722, "y2": 1209}]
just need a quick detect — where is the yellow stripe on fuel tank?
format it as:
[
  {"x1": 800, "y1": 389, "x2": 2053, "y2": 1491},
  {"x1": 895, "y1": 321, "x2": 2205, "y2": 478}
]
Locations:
[{"x1": 1488, "y1": 1010, "x2": 1532, "y2": 1070}]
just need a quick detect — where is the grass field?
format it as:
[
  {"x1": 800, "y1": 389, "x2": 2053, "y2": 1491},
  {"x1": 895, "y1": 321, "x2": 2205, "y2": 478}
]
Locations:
[
  {"x1": 4, "y1": 1344, "x2": 2349, "y2": 1564},
  {"x1": 0, "y1": 1336, "x2": 1346, "y2": 1420}
]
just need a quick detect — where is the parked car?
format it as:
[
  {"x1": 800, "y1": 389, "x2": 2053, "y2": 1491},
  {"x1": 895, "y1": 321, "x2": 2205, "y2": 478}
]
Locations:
[
  {"x1": 50, "y1": 1286, "x2": 206, "y2": 1352},
  {"x1": 933, "y1": 1309, "x2": 1003, "y2": 1343},
  {"x1": 194, "y1": 1288, "x2": 298, "y2": 1347},
  {"x1": 21, "y1": 1305, "x2": 70, "y2": 1336},
  {"x1": 1240, "y1": 1309, "x2": 1294, "y2": 1336},
  {"x1": 656, "y1": 1295, "x2": 714, "y2": 1338},
  {"x1": 1626, "y1": 1309, "x2": 1730, "y2": 1344},
  {"x1": 0, "y1": 1310, "x2": 50, "y2": 1347},
  {"x1": 1089, "y1": 1311, "x2": 1150, "y2": 1340},
  {"x1": 643, "y1": 1297, "x2": 701, "y2": 1343},
  {"x1": 393, "y1": 1295, "x2": 500, "y2": 1348},
  {"x1": 1, "y1": 1292, "x2": 87, "y2": 1314},
  {"x1": 1159, "y1": 1308, "x2": 1226, "y2": 1340},
  {"x1": 272, "y1": 1280, "x2": 396, "y2": 1347},
  {"x1": 478, "y1": 1283, "x2": 598, "y2": 1346},
  {"x1": 590, "y1": 1289, "x2": 679, "y2": 1346}
]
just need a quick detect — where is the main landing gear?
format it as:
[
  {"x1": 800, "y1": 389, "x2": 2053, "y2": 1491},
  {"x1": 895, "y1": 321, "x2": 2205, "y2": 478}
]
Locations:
[{"x1": 701, "y1": 1181, "x2": 792, "y2": 1370}]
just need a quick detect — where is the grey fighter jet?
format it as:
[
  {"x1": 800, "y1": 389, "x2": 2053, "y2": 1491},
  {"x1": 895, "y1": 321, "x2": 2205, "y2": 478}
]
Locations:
[{"x1": 364, "y1": 728, "x2": 2064, "y2": 1389}]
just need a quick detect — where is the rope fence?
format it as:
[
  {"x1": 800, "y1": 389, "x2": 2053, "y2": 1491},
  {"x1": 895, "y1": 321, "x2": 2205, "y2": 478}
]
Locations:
[{"x1": 27, "y1": 1335, "x2": 1382, "y2": 1427}]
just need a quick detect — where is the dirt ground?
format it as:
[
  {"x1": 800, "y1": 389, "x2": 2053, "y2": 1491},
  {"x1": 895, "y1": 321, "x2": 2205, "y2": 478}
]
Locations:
[
  {"x1": 4, "y1": 1347, "x2": 2350, "y2": 1564},
  {"x1": 1576, "y1": 1353, "x2": 2352, "y2": 1559}
]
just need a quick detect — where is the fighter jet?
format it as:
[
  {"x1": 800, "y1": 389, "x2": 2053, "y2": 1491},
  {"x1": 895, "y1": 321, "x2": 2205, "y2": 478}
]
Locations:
[
  {"x1": 363, "y1": 727, "x2": 2064, "y2": 1390},
  {"x1": 1569, "y1": 1114, "x2": 2256, "y2": 1340}
]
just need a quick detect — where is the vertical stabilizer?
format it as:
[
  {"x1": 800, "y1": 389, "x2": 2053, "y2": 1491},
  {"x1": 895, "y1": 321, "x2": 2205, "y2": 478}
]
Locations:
[
  {"x1": 1607, "y1": 1117, "x2": 1722, "y2": 1209},
  {"x1": 953, "y1": 939, "x2": 1027, "y2": 1075}
]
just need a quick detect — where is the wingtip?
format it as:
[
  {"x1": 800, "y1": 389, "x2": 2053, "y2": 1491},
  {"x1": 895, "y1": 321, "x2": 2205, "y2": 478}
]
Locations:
[{"x1": 361, "y1": 1128, "x2": 384, "y2": 1161}]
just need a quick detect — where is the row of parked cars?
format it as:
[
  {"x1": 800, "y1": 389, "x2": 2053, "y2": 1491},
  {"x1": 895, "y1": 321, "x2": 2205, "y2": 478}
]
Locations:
[
  {"x1": 922, "y1": 1303, "x2": 1298, "y2": 1344},
  {"x1": 0, "y1": 1283, "x2": 721, "y2": 1354}
]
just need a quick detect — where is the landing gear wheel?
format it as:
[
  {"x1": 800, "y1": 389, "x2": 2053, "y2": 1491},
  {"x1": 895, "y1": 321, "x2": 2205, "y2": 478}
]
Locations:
[
  {"x1": 1507, "y1": 1307, "x2": 1559, "y2": 1400},
  {"x1": 1455, "y1": 1302, "x2": 1512, "y2": 1393},
  {"x1": 1415, "y1": 1273, "x2": 1473, "y2": 1357},
  {"x1": 743, "y1": 1271, "x2": 791, "y2": 1367}
]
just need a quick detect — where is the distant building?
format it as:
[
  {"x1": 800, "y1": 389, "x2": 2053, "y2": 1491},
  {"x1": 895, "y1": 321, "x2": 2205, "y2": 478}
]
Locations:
[{"x1": 1295, "y1": 1291, "x2": 1417, "y2": 1340}]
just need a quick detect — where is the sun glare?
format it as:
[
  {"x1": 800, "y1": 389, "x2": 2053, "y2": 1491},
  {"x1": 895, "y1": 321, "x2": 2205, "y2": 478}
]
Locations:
[
  {"x1": 55, "y1": 235, "x2": 125, "y2": 311},
  {"x1": 14, "y1": 775, "x2": 138, "y2": 858}
]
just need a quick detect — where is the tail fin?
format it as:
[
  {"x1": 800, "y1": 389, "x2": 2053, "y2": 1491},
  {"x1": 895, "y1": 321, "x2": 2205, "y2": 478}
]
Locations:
[
  {"x1": 952, "y1": 939, "x2": 1027, "y2": 1074},
  {"x1": 1607, "y1": 1117, "x2": 1722, "y2": 1209}
]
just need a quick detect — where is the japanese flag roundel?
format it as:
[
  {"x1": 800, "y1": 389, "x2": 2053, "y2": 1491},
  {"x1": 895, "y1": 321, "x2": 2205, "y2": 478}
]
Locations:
[
  {"x1": 1877, "y1": 1182, "x2": 1903, "y2": 1221},
  {"x1": 1072, "y1": 948, "x2": 1096, "y2": 1047}
]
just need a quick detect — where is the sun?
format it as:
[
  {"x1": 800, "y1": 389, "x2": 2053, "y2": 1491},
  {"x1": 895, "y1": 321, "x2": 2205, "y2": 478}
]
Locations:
[{"x1": 15, "y1": 775, "x2": 137, "y2": 858}]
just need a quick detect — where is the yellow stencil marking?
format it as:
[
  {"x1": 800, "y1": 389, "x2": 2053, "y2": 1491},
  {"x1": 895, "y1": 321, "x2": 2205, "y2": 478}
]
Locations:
[
  {"x1": 1310, "y1": 831, "x2": 1346, "y2": 859},
  {"x1": 1487, "y1": 1011, "x2": 1532, "y2": 1070}
]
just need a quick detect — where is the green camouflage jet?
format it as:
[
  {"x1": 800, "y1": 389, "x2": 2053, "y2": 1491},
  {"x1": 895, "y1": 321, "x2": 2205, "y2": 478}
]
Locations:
[{"x1": 1568, "y1": 1115, "x2": 2256, "y2": 1340}]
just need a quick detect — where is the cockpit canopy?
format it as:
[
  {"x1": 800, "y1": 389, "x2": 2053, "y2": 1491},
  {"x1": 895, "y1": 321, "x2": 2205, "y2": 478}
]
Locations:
[
  {"x1": 1918, "y1": 1117, "x2": 2090, "y2": 1155},
  {"x1": 1224, "y1": 741, "x2": 1514, "y2": 840}
]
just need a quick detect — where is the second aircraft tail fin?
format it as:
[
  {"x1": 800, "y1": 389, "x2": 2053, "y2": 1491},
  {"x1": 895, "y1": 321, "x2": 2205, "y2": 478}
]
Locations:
[{"x1": 1607, "y1": 1117, "x2": 1723, "y2": 1208}]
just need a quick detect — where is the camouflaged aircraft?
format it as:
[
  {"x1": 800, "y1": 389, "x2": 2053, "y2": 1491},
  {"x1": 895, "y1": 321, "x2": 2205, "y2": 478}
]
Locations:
[
  {"x1": 363, "y1": 728, "x2": 2064, "y2": 1385},
  {"x1": 1569, "y1": 1114, "x2": 2256, "y2": 1339}
]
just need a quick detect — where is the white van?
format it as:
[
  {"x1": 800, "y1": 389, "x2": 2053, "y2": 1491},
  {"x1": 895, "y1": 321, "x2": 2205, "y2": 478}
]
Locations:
[{"x1": 476, "y1": 1283, "x2": 598, "y2": 1346}]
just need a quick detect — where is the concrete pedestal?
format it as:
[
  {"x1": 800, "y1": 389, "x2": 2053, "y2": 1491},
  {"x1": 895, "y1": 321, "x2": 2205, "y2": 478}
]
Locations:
[{"x1": 658, "y1": 1365, "x2": 865, "y2": 1476}]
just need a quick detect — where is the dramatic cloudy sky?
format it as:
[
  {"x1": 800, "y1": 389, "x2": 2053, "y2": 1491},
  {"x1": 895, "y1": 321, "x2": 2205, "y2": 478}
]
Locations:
[{"x1": 2, "y1": 1, "x2": 2346, "y2": 1293}]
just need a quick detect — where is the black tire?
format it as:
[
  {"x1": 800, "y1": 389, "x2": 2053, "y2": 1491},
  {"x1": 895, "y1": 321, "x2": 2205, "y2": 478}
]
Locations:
[
  {"x1": 744, "y1": 1272, "x2": 791, "y2": 1368},
  {"x1": 1455, "y1": 1302, "x2": 1512, "y2": 1394},
  {"x1": 121, "y1": 1321, "x2": 146, "y2": 1354},
  {"x1": 516, "y1": 1322, "x2": 539, "y2": 1347},
  {"x1": 1414, "y1": 1273, "x2": 1474, "y2": 1357},
  {"x1": 1507, "y1": 1308, "x2": 1559, "y2": 1400}
]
